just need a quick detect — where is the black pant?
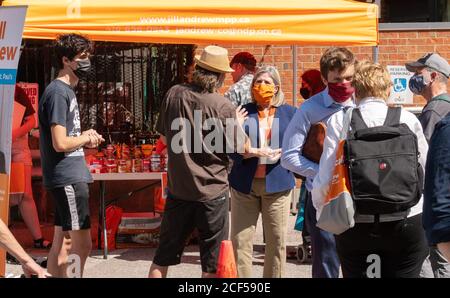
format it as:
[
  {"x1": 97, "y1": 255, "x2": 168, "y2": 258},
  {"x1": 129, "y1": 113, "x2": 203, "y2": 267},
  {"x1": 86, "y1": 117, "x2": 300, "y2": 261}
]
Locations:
[
  {"x1": 305, "y1": 191, "x2": 340, "y2": 278},
  {"x1": 335, "y1": 214, "x2": 428, "y2": 278}
]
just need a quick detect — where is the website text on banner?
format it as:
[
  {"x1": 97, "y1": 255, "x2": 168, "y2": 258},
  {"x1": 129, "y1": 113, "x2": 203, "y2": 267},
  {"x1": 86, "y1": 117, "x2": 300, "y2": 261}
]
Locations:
[
  {"x1": 3, "y1": 0, "x2": 378, "y2": 46},
  {"x1": 0, "y1": 5, "x2": 27, "y2": 277}
]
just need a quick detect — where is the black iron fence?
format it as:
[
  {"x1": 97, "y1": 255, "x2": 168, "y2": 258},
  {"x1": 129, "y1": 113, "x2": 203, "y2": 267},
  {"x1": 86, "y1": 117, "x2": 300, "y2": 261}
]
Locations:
[{"x1": 17, "y1": 40, "x2": 195, "y2": 145}]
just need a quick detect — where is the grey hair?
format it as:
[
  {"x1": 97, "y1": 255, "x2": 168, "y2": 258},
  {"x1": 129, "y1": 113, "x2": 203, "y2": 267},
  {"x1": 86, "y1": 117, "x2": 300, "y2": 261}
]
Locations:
[
  {"x1": 425, "y1": 67, "x2": 448, "y2": 84},
  {"x1": 250, "y1": 65, "x2": 285, "y2": 107}
]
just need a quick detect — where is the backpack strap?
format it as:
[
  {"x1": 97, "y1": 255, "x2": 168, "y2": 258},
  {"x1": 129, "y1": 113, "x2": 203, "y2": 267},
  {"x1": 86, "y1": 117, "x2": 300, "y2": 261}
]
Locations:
[
  {"x1": 350, "y1": 108, "x2": 368, "y2": 131},
  {"x1": 383, "y1": 107, "x2": 402, "y2": 127},
  {"x1": 340, "y1": 107, "x2": 354, "y2": 140},
  {"x1": 430, "y1": 94, "x2": 450, "y2": 104}
]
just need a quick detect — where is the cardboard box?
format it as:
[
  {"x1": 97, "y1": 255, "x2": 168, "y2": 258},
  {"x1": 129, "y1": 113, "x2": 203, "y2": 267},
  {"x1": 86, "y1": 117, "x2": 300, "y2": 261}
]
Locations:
[{"x1": 116, "y1": 212, "x2": 161, "y2": 248}]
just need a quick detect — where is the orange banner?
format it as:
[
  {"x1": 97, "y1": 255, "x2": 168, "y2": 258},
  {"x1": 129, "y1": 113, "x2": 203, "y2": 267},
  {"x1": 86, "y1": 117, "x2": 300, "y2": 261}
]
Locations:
[{"x1": 3, "y1": 0, "x2": 378, "y2": 46}]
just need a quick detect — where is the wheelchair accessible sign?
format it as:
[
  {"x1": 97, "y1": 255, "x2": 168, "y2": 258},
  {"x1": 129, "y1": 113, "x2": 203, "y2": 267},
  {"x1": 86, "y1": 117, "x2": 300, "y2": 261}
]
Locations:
[{"x1": 387, "y1": 66, "x2": 414, "y2": 105}]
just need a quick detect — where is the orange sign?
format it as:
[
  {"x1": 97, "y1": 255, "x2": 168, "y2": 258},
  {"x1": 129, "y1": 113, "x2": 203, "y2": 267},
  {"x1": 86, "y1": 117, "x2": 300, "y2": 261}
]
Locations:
[{"x1": 17, "y1": 82, "x2": 39, "y2": 128}]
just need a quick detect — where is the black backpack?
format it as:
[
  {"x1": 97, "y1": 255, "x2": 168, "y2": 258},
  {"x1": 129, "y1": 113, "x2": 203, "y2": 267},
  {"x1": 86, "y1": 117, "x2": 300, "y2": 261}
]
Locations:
[{"x1": 344, "y1": 107, "x2": 423, "y2": 216}]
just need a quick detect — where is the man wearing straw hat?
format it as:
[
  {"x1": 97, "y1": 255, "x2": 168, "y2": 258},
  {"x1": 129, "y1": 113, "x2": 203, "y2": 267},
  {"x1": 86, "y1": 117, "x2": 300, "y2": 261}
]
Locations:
[{"x1": 149, "y1": 46, "x2": 247, "y2": 278}]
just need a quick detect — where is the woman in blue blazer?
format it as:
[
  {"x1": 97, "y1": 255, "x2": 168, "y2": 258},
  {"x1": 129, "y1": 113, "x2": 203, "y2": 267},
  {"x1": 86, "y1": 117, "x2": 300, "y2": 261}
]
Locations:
[{"x1": 229, "y1": 66, "x2": 296, "y2": 277}]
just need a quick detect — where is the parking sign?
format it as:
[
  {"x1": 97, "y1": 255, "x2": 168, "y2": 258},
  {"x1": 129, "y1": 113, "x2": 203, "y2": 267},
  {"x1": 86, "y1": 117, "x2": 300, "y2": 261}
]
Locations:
[{"x1": 387, "y1": 65, "x2": 414, "y2": 105}]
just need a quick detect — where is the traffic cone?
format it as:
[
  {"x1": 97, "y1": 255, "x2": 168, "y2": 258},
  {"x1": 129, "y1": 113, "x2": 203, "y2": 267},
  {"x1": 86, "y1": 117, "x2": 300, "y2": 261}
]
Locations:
[{"x1": 216, "y1": 240, "x2": 237, "y2": 278}]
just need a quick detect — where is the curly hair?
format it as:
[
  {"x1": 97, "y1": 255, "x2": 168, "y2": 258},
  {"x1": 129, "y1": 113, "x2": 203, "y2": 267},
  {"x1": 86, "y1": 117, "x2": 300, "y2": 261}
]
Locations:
[
  {"x1": 320, "y1": 47, "x2": 355, "y2": 80},
  {"x1": 54, "y1": 34, "x2": 93, "y2": 71}
]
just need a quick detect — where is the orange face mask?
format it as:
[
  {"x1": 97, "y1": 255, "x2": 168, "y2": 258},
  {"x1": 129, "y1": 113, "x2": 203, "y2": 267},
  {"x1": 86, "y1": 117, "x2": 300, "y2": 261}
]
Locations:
[{"x1": 252, "y1": 84, "x2": 275, "y2": 106}]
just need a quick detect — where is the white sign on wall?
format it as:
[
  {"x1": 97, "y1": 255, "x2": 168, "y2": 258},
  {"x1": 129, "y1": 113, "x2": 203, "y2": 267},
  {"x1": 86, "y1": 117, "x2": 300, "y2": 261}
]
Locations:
[{"x1": 387, "y1": 65, "x2": 414, "y2": 105}]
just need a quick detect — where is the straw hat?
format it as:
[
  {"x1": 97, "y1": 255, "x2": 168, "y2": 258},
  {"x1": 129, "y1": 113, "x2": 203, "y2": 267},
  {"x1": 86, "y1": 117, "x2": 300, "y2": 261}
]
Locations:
[{"x1": 195, "y1": 46, "x2": 234, "y2": 73}]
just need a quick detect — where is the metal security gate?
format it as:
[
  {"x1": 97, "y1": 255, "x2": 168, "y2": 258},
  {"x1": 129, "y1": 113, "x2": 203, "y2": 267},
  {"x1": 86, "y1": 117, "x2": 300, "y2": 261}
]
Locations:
[{"x1": 17, "y1": 40, "x2": 195, "y2": 145}]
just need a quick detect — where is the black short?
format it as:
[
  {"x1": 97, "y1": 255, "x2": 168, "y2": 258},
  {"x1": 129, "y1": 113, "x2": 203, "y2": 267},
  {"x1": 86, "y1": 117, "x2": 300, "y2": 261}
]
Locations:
[
  {"x1": 50, "y1": 182, "x2": 91, "y2": 231},
  {"x1": 153, "y1": 193, "x2": 229, "y2": 273}
]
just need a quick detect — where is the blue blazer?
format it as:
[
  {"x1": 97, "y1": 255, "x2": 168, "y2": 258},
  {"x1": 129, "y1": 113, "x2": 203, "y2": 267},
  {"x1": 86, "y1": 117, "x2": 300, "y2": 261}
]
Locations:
[{"x1": 229, "y1": 103, "x2": 296, "y2": 194}]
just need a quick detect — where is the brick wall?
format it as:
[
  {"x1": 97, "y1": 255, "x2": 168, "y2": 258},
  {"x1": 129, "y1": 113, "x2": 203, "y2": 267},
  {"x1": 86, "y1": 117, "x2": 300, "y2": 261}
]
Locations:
[{"x1": 198, "y1": 30, "x2": 450, "y2": 107}]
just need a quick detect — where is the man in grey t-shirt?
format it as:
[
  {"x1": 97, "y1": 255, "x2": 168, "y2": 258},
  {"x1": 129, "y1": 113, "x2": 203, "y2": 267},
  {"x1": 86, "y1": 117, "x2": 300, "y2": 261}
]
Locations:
[
  {"x1": 39, "y1": 34, "x2": 104, "y2": 278},
  {"x1": 406, "y1": 52, "x2": 450, "y2": 278}
]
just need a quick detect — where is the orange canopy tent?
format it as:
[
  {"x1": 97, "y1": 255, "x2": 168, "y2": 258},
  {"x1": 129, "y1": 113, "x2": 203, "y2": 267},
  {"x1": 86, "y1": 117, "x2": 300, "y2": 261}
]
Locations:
[{"x1": 2, "y1": 0, "x2": 378, "y2": 46}]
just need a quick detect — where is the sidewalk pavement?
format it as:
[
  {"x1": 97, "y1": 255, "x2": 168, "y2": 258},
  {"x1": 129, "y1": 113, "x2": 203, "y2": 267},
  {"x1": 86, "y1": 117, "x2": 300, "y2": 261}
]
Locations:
[{"x1": 6, "y1": 213, "x2": 313, "y2": 278}]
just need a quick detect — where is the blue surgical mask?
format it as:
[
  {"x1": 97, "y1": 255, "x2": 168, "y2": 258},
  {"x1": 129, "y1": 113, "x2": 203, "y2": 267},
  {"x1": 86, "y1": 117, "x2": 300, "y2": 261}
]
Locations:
[{"x1": 408, "y1": 74, "x2": 429, "y2": 94}]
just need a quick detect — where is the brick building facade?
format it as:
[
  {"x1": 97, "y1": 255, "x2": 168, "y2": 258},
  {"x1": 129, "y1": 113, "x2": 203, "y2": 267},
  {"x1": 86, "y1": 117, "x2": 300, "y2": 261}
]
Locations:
[{"x1": 203, "y1": 29, "x2": 450, "y2": 107}]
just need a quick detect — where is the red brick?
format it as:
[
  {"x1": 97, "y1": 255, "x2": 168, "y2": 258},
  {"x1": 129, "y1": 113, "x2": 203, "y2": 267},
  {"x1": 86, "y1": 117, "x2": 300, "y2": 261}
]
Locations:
[
  {"x1": 274, "y1": 55, "x2": 287, "y2": 62},
  {"x1": 430, "y1": 38, "x2": 445, "y2": 44},
  {"x1": 398, "y1": 46, "x2": 414, "y2": 53},
  {"x1": 302, "y1": 62, "x2": 320, "y2": 69},
  {"x1": 435, "y1": 44, "x2": 450, "y2": 54},
  {"x1": 297, "y1": 54, "x2": 313, "y2": 62},
  {"x1": 398, "y1": 32, "x2": 418, "y2": 39},
  {"x1": 359, "y1": 47, "x2": 373, "y2": 54},
  {"x1": 380, "y1": 32, "x2": 400, "y2": 39},
  {"x1": 232, "y1": 44, "x2": 252, "y2": 49},
  {"x1": 379, "y1": 53, "x2": 390, "y2": 60},
  {"x1": 409, "y1": 38, "x2": 433, "y2": 45},
  {"x1": 379, "y1": 45, "x2": 398, "y2": 53},
  {"x1": 282, "y1": 62, "x2": 292, "y2": 70},
  {"x1": 302, "y1": 47, "x2": 320, "y2": 55},
  {"x1": 435, "y1": 51, "x2": 450, "y2": 59},
  {"x1": 386, "y1": 38, "x2": 408, "y2": 46},
  {"x1": 406, "y1": 52, "x2": 422, "y2": 60},
  {"x1": 271, "y1": 47, "x2": 284, "y2": 56},
  {"x1": 282, "y1": 48, "x2": 292, "y2": 56},
  {"x1": 416, "y1": 45, "x2": 436, "y2": 53},
  {"x1": 437, "y1": 32, "x2": 450, "y2": 37},
  {"x1": 249, "y1": 48, "x2": 263, "y2": 56},
  {"x1": 417, "y1": 32, "x2": 437, "y2": 38},
  {"x1": 262, "y1": 56, "x2": 274, "y2": 63},
  {"x1": 356, "y1": 54, "x2": 373, "y2": 61}
]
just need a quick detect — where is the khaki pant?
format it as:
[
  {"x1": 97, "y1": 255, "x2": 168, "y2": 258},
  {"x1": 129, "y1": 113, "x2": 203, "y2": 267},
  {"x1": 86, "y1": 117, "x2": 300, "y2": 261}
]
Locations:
[{"x1": 230, "y1": 178, "x2": 292, "y2": 278}]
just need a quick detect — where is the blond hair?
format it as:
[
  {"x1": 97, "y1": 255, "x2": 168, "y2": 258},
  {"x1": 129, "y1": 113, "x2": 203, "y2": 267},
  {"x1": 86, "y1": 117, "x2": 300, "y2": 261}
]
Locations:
[
  {"x1": 251, "y1": 65, "x2": 284, "y2": 107},
  {"x1": 352, "y1": 61, "x2": 392, "y2": 100}
]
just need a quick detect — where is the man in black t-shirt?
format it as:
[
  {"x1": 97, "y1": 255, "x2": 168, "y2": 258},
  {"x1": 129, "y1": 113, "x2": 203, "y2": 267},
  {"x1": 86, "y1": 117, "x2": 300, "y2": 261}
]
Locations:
[{"x1": 39, "y1": 34, "x2": 104, "y2": 278}]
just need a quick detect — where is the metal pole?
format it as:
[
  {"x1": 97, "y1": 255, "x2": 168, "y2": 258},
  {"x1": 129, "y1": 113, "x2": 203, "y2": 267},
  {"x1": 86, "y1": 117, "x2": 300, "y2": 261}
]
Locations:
[
  {"x1": 372, "y1": 46, "x2": 379, "y2": 63},
  {"x1": 101, "y1": 181, "x2": 108, "y2": 259},
  {"x1": 292, "y1": 45, "x2": 298, "y2": 107},
  {"x1": 291, "y1": 45, "x2": 300, "y2": 215},
  {"x1": 373, "y1": 0, "x2": 380, "y2": 63}
]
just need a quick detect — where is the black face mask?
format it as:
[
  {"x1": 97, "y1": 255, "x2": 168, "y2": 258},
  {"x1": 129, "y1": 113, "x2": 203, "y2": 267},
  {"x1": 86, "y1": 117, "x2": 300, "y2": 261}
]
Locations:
[
  {"x1": 73, "y1": 58, "x2": 91, "y2": 78},
  {"x1": 300, "y1": 87, "x2": 311, "y2": 99}
]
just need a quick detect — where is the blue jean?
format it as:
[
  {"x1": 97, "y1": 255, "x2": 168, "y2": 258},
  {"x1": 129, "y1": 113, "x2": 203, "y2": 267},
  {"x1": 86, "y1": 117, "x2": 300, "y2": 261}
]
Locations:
[{"x1": 304, "y1": 191, "x2": 340, "y2": 278}]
